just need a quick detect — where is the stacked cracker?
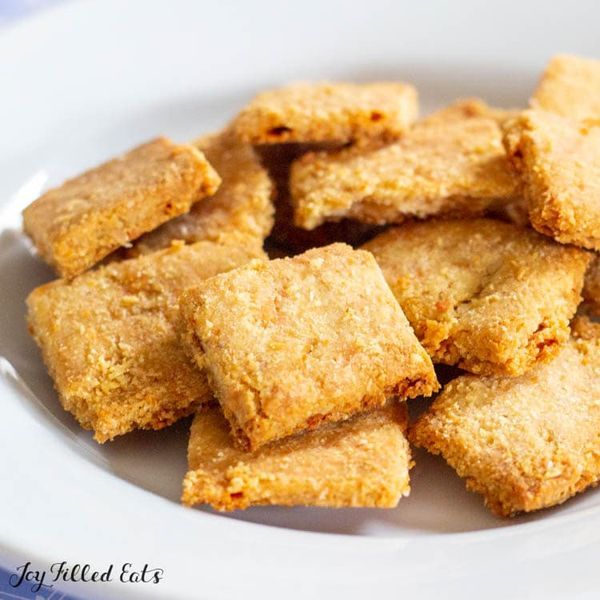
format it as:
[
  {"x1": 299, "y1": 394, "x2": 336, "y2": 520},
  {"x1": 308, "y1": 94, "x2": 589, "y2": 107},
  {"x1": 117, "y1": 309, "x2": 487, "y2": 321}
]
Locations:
[{"x1": 24, "y1": 65, "x2": 600, "y2": 517}]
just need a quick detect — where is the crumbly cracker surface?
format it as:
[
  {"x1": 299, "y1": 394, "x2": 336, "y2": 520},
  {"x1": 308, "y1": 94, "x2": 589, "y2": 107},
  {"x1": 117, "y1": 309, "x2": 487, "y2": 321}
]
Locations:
[
  {"x1": 22, "y1": 137, "x2": 221, "y2": 278},
  {"x1": 129, "y1": 131, "x2": 274, "y2": 256},
  {"x1": 504, "y1": 109, "x2": 600, "y2": 250},
  {"x1": 583, "y1": 256, "x2": 600, "y2": 316},
  {"x1": 232, "y1": 82, "x2": 418, "y2": 144},
  {"x1": 179, "y1": 243, "x2": 438, "y2": 450},
  {"x1": 362, "y1": 219, "x2": 591, "y2": 376},
  {"x1": 531, "y1": 54, "x2": 600, "y2": 120},
  {"x1": 182, "y1": 403, "x2": 411, "y2": 510},
  {"x1": 410, "y1": 323, "x2": 600, "y2": 516},
  {"x1": 290, "y1": 101, "x2": 518, "y2": 229},
  {"x1": 27, "y1": 241, "x2": 264, "y2": 442}
]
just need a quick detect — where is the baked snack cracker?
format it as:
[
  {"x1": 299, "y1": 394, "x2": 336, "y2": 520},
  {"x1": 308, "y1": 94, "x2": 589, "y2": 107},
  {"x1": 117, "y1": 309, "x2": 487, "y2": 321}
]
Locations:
[
  {"x1": 182, "y1": 403, "x2": 411, "y2": 510},
  {"x1": 583, "y1": 256, "x2": 600, "y2": 316},
  {"x1": 362, "y1": 219, "x2": 591, "y2": 376},
  {"x1": 232, "y1": 82, "x2": 418, "y2": 144},
  {"x1": 180, "y1": 243, "x2": 438, "y2": 450},
  {"x1": 129, "y1": 131, "x2": 274, "y2": 256},
  {"x1": 27, "y1": 241, "x2": 264, "y2": 442},
  {"x1": 290, "y1": 100, "x2": 518, "y2": 229},
  {"x1": 410, "y1": 318, "x2": 600, "y2": 517},
  {"x1": 23, "y1": 137, "x2": 221, "y2": 278},
  {"x1": 504, "y1": 109, "x2": 600, "y2": 250},
  {"x1": 531, "y1": 54, "x2": 600, "y2": 120}
]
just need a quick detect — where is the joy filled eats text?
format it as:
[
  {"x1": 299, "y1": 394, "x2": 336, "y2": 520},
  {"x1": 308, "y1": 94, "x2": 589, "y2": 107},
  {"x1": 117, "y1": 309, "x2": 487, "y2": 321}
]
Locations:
[{"x1": 9, "y1": 561, "x2": 164, "y2": 593}]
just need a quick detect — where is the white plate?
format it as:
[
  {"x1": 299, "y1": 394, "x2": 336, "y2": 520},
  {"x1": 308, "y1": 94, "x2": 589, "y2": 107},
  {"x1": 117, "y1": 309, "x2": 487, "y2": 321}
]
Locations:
[{"x1": 1, "y1": 1, "x2": 600, "y2": 598}]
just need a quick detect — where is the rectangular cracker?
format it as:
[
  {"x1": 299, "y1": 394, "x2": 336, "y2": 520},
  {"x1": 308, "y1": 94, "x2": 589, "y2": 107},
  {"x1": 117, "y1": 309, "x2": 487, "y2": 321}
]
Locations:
[
  {"x1": 182, "y1": 403, "x2": 411, "y2": 510},
  {"x1": 27, "y1": 241, "x2": 264, "y2": 442},
  {"x1": 129, "y1": 130, "x2": 274, "y2": 256},
  {"x1": 531, "y1": 54, "x2": 600, "y2": 120},
  {"x1": 231, "y1": 82, "x2": 418, "y2": 144},
  {"x1": 23, "y1": 137, "x2": 221, "y2": 278},
  {"x1": 362, "y1": 218, "x2": 591, "y2": 376},
  {"x1": 290, "y1": 100, "x2": 518, "y2": 229},
  {"x1": 583, "y1": 256, "x2": 600, "y2": 316},
  {"x1": 410, "y1": 319, "x2": 600, "y2": 517},
  {"x1": 179, "y1": 243, "x2": 438, "y2": 451},
  {"x1": 504, "y1": 109, "x2": 600, "y2": 250}
]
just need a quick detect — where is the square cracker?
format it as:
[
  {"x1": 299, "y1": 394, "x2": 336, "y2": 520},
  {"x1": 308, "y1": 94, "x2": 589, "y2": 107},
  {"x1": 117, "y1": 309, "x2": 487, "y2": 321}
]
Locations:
[
  {"x1": 182, "y1": 403, "x2": 411, "y2": 510},
  {"x1": 504, "y1": 109, "x2": 600, "y2": 250},
  {"x1": 531, "y1": 54, "x2": 600, "y2": 120},
  {"x1": 410, "y1": 318, "x2": 600, "y2": 517},
  {"x1": 179, "y1": 243, "x2": 438, "y2": 450},
  {"x1": 27, "y1": 241, "x2": 264, "y2": 443},
  {"x1": 23, "y1": 137, "x2": 221, "y2": 278},
  {"x1": 129, "y1": 130, "x2": 274, "y2": 256},
  {"x1": 362, "y1": 218, "x2": 591, "y2": 376},
  {"x1": 290, "y1": 100, "x2": 518, "y2": 229},
  {"x1": 231, "y1": 82, "x2": 418, "y2": 144}
]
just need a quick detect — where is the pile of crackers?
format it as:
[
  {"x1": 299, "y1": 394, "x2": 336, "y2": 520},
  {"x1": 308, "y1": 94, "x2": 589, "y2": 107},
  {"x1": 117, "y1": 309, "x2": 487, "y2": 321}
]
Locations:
[{"x1": 24, "y1": 55, "x2": 600, "y2": 517}]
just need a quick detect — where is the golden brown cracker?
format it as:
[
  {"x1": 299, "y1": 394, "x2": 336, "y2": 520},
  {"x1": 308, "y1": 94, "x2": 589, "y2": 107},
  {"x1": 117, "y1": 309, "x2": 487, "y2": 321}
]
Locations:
[
  {"x1": 362, "y1": 218, "x2": 591, "y2": 376},
  {"x1": 179, "y1": 243, "x2": 438, "y2": 451},
  {"x1": 410, "y1": 323, "x2": 600, "y2": 516},
  {"x1": 182, "y1": 403, "x2": 411, "y2": 510},
  {"x1": 504, "y1": 109, "x2": 600, "y2": 251},
  {"x1": 27, "y1": 241, "x2": 264, "y2": 442},
  {"x1": 531, "y1": 54, "x2": 600, "y2": 120},
  {"x1": 232, "y1": 82, "x2": 418, "y2": 144},
  {"x1": 290, "y1": 101, "x2": 518, "y2": 229},
  {"x1": 23, "y1": 137, "x2": 221, "y2": 278},
  {"x1": 129, "y1": 131, "x2": 274, "y2": 255}
]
